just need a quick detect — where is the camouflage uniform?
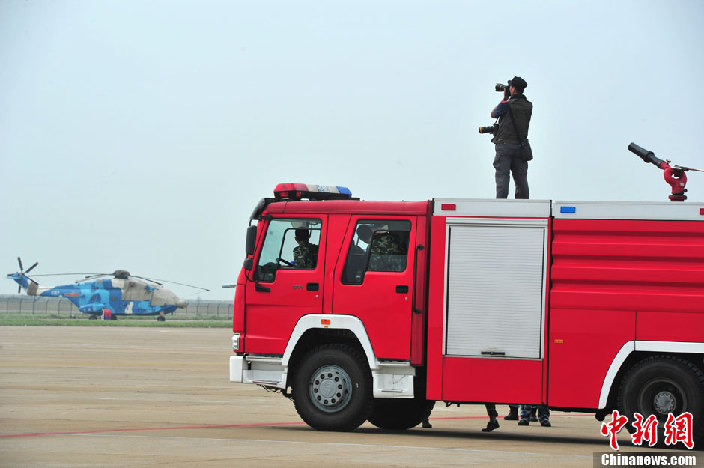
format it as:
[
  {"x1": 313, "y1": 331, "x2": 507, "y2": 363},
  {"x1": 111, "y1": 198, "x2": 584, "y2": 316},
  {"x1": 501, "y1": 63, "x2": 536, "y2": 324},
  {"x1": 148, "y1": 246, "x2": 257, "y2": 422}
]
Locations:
[
  {"x1": 369, "y1": 233, "x2": 406, "y2": 272},
  {"x1": 520, "y1": 404, "x2": 550, "y2": 426},
  {"x1": 293, "y1": 242, "x2": 318, "y2": 269}
]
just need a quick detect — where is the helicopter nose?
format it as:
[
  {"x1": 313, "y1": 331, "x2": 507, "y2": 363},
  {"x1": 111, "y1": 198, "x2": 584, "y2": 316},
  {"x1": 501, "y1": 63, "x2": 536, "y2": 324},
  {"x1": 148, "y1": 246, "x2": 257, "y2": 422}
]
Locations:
[{"x1": 176, "y1": 299, "x2": 187, "y2": 309}]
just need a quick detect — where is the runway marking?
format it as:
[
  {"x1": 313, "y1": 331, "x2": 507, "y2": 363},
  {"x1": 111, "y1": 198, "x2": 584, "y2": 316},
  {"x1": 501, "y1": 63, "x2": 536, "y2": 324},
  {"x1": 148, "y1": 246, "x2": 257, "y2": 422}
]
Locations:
[
  {"x1": 0, "y1": 414, "x2": 594, "y2": 439},
  {"x1": 75, "y1": 433, "x2": 594, "y2": 460},
  {"x1": 0, "y1": 421, "x2": 306, "y2": 438}
]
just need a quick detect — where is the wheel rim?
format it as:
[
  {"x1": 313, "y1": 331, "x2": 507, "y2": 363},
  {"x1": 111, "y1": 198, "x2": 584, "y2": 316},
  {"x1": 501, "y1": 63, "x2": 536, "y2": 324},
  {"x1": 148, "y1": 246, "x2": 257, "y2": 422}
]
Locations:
[
  {"x1": 638, "y1": 378, "x2": 686, "y2": 418},
  {"x1": 309, "y1": 364, "x2": 352, "y2": 413},
  {"x1": 653, "y1": 391, "x2": 676, "y2": 414}
]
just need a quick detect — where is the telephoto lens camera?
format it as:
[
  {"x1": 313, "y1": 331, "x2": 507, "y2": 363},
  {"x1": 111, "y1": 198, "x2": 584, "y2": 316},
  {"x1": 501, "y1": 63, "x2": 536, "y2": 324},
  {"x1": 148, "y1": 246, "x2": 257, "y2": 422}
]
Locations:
[
  {"x1": 478, "y1": 124, "x2": 498, "y2": 134},
  {"x1": 478, "y1": 81, "x2": 510, "y2": 134}
]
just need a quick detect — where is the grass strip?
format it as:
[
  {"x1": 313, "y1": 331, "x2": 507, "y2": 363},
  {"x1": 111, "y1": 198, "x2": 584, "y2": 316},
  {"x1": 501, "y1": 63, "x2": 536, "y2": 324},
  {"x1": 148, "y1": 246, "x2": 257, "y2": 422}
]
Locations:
[{"x1": 0, "y1": 314, "x2": 231, "y2": 328}]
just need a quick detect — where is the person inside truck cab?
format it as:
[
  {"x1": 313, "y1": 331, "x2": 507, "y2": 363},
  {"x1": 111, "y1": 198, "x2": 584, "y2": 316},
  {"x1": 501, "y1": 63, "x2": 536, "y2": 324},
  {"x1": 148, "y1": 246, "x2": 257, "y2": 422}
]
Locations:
[
  {"x1": 342, "y1": 223, "x2": 409, "y2": 283},
  {"x1": 369, "y1": 230, "x2": 406, "y2": 272},
  {"x1": 293, "y1": 228, "x2": 319, "y2": 269}
]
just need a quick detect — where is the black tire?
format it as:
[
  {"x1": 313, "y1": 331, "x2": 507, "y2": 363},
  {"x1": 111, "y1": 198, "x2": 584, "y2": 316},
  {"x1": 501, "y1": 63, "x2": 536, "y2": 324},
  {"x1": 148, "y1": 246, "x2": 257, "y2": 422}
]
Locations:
[
  {"x1": 293, "y1": 344, "x2": 373, "y2": 431},
  {"x1": 368, "y1": 398, "x2": 435, "y2": 430},
  {"x1": 619, "y1": 355, "x2": 704, "y2": 448}
]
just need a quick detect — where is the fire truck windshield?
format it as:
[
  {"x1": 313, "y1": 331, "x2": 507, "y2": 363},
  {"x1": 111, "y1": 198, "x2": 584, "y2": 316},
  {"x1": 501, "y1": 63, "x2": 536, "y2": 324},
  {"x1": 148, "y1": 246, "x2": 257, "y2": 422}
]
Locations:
[{"x1": 255, "y1": 218, "x2": 322, "y2": 282}]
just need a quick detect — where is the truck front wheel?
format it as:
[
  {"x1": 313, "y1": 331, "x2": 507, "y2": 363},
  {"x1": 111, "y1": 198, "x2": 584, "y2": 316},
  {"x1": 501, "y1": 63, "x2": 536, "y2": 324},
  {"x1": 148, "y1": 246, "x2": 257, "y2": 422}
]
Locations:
[
  {"x1": 293, "y1": 344, "x2": 373, "y2": 431},
  {"x1": 368, "y1": 398, "x2": 435, "y2": 430},
  {"x1": 619, "y1": 355, "x2": 704, "y2": 447}
]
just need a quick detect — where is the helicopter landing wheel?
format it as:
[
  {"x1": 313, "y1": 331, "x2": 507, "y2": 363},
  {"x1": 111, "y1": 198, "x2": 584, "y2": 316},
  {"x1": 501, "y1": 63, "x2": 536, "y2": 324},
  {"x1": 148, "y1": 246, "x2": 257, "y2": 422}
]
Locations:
[{"x1": 157, "y1": 315, "x2": 166, "y2": 322}]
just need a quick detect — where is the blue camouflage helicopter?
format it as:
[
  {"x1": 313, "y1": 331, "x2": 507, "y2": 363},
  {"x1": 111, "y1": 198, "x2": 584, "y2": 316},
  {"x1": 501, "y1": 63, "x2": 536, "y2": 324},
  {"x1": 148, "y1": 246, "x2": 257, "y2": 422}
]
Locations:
[{"x1": 7, "y1": 258, "x2": 209, "y2": 321}]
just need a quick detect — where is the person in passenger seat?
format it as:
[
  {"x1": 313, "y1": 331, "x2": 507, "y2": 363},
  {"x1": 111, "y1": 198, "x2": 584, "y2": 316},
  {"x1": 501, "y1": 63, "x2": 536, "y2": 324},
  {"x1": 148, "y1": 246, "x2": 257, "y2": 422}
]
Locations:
[{"x1": 369, "y1": 231, "x2": 405, "y2": 271}]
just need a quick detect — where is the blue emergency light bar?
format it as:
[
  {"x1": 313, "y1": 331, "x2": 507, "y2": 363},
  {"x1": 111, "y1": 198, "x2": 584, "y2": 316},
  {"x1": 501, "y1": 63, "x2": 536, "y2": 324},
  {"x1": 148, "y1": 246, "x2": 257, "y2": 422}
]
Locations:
[{"x1": 273, "y1": 183, "x2": 353, "y2": 201}]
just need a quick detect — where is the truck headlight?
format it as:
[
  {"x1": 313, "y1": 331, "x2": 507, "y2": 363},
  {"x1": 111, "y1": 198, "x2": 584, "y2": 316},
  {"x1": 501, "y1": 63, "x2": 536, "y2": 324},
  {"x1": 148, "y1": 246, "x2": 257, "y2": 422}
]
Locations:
[{"x1": 232, "y1": 333, "x2": 241, "y2": 352}]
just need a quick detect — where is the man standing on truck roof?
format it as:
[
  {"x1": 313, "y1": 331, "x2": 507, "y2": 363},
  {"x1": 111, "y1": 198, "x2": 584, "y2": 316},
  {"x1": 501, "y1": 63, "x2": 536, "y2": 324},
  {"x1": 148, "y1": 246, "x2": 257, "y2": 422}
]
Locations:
[{"x1": 490, "y1": 76, "x2": 532, "y2": 199}]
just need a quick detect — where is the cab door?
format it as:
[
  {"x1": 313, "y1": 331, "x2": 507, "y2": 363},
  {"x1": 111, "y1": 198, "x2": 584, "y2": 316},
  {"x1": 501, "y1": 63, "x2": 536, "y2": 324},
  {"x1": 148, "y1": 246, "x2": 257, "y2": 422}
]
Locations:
[
  {"x1": 332, "y1": 216, "x2": 417, "y2": 360},
  {"x1": 245, "y1": 216, "x2": 326, "y2": 354}
]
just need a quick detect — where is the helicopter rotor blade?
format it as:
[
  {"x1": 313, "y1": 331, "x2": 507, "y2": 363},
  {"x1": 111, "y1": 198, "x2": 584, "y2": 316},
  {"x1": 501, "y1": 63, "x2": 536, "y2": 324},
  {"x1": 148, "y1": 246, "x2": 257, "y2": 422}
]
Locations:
[
  {"x1": 77, "y1": 273, "x2": 112, "y2": 282},
  {"x1": 29, "y1": 272, "x2": 103, "y2": 277},
  {"x1": 25, "y1": 262, "x2": 39, "y2": 274},
  {"x1": 151, "y1": 278, "x2": 210, "y2": 292},
  {"x1": 129, "y1": 275, "x2": 209, "y2": 291},
  {"x1": 17, "y1": 284, "x2": 21, "y2": 294},
  {"x1": 130, "y1": 275, "x2": 163, "y2": 286},
  {"x1": 17, "y1": 257, "x2": 23, "y2": 272}
]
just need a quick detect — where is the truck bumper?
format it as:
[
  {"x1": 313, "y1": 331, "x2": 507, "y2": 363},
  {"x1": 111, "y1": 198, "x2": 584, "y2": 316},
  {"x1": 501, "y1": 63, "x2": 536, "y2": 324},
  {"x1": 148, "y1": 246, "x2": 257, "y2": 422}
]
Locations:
[
  {"x1": 229, "y1": 355, "x2": 245, "y2": 383},
  {"x1": 229, "y1": 355, "x2": 287, "y2": 389}
]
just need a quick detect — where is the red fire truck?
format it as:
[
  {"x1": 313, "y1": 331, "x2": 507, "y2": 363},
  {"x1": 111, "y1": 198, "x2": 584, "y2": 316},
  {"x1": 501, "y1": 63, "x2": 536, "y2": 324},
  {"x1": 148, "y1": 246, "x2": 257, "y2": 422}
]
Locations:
[{"x1": 229, "y1": 183, "x2": 704, "y2": 443}]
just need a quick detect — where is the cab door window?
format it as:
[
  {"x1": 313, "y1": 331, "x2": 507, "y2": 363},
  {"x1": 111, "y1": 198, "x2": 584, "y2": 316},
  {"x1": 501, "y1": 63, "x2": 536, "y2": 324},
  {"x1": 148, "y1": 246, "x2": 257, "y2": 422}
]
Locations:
[
  {"x1": 341, "y1": 219, "x2": 411, "y2": 284},
  {"x1": 255, "y1": 218, "x2": 321, "y2": 282}
]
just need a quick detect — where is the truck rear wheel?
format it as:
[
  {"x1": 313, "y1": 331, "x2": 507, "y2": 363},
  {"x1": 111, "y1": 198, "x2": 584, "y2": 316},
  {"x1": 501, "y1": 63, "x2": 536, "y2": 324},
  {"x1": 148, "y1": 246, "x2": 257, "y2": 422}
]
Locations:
[
  {"x1": 618, "y1": 355, "x2": 704, "y2": 448},
  {"x1": 368, "y1": 398, "x2": 435, "y2": 430},
  {"x1": 293, "y1": 344, "x2": 372, "y2": 431}
]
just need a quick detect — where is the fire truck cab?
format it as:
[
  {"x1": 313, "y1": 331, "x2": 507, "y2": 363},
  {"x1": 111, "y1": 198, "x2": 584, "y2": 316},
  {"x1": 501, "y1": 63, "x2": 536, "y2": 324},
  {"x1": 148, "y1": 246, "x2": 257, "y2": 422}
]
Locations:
[{"x1": 230, "y1": 183, "x2": 704, "y2": 441}]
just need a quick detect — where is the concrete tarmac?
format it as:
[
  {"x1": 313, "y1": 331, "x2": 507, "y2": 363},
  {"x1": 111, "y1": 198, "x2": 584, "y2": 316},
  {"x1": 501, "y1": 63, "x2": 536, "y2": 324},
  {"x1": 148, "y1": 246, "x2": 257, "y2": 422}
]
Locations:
[{"x1": 0, "y1": 327, "x2": 694, "y2": 467}]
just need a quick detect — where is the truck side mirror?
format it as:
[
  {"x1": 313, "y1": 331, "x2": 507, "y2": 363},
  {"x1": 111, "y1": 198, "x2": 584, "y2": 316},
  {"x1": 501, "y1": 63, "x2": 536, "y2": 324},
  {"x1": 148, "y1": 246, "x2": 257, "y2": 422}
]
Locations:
[
  {"x1": 243, "y1": 258, "x2": 253, "y2": 271},
  {"x1": 245, "y1": 225, "x2": 257, "y2": 256}
]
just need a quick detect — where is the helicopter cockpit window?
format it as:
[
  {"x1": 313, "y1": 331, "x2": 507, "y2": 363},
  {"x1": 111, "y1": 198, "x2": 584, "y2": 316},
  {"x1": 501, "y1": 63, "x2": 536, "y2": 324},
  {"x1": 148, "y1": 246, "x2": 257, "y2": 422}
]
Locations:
[
  {"x1": 341, "y1": 219, "x2": 411, "y2": 284},
  {"x1": 255, "y1": 218, "x2": 322, "y2": 282}
]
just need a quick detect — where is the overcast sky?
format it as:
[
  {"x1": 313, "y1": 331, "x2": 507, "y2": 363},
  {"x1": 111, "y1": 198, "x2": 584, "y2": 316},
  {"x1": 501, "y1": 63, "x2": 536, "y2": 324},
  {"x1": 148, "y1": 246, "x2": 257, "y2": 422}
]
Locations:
[{"x1": 1, "y1": 0, "x2": 703, "y2": 300}]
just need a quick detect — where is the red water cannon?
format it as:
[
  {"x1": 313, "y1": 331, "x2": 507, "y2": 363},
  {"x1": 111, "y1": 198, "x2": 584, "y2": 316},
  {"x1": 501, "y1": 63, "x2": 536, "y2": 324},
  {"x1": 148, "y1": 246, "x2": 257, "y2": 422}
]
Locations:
[{"x1": 628, "y1": 142, "x2": 703, "y2": 201}]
